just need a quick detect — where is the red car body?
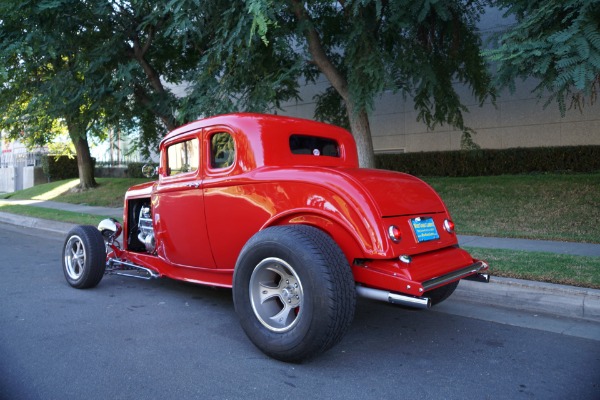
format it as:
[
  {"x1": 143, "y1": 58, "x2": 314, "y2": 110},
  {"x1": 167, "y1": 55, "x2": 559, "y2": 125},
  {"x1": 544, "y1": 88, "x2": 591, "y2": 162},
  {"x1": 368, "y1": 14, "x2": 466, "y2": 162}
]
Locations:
[
  {"x1": 119, "y1": 113, "x2": 486, "y2": 295},
  {"x1": 63, "y1": 113, "x2": 488, "y2": 361}
]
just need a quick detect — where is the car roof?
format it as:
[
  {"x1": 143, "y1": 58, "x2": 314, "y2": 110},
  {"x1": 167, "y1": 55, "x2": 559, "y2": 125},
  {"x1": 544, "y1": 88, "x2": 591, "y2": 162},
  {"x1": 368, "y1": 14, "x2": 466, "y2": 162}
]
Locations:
[{"x1": 162, "y1": 113, "x2": 359, "y2": 169}]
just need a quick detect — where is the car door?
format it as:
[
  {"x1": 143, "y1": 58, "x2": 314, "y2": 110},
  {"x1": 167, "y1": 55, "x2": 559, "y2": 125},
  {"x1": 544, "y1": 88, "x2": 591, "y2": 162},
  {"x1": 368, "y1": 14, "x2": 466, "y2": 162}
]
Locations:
[
  {"x1": 202, "y1": 127, "x2": 274, "y2": 269},
  {"x1": 153, "y1": 130, "x2": 216, "y2": 268}
]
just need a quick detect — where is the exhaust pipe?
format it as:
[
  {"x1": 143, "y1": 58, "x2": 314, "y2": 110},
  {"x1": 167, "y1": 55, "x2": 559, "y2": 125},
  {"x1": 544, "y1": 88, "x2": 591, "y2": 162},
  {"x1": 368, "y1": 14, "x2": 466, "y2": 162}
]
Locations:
[
  {"x1": 356, "y1": 286, "x2": 431, "y2": 309},
  {"x1": 463, "y1": 273, "x2": 490, "y2": 283}
]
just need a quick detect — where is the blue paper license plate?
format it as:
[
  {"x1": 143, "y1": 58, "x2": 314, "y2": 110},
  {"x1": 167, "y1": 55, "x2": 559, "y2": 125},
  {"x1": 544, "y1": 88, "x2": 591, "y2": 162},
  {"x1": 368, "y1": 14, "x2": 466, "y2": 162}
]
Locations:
[{"x1": 411, "y1": 217, "x2": 440, "y2": 242}]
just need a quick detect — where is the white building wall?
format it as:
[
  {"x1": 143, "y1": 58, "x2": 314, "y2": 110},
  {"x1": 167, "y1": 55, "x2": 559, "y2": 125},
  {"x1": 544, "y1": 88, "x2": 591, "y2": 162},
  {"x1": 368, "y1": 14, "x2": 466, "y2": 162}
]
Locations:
[
  {"x1": 0, "y1": 168, "x2": 16, "y2": 193},
  {"x1": 279, "y1": 8, "x2": 600, "y2": 153},
  {"x1": 280, "y1": 69, "x2": 600, "y2": 155}
]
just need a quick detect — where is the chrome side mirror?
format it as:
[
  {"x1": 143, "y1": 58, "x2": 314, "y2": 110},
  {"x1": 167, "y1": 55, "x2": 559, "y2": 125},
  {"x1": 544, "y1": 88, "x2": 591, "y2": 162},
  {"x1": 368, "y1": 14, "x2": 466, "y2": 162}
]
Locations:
[{"x1": 142, "y1": 164, "x2": 158, "y2": 178}]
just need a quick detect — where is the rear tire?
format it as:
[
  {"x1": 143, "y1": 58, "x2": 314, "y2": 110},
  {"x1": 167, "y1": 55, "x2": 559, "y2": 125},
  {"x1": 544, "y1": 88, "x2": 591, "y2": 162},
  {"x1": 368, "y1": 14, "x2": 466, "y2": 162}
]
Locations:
[
  {"x1": 426, "y1": 281, "x2": 459, "y2": 306},
  {"x1": 233, "y1": 225, "x2": 356, "y2": 362},
  {"x1": 62, "y1": 225, "x2": 106, "y2": 289}
]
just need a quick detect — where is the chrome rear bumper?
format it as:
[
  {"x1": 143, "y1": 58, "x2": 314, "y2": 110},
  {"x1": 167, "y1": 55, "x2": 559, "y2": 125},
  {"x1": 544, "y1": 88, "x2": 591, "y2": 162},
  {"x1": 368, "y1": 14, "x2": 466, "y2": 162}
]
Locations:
[
  {"x1": 422, "y1": 260, "x2": 489, "y2": 291},
  {"x1": 356, "y1": 260, "x2": 489, "y2": 309}
]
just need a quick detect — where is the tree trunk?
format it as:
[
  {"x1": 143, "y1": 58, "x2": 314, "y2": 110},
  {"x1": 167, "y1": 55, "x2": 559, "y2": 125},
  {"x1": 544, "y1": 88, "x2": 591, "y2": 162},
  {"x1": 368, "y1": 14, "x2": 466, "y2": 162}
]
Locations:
[
  {"x1": 346, "y1": 102, "x2": 376, "y2": 168},
  {"x1": 67, "y1": 119, "x2": 97, "y2": 189},
  {"x1": 291, "y1": 0, "x2": 376, "y2": 168},
  {"x1": 129, "y1": 30, "x2": 178, "y2": 131}
]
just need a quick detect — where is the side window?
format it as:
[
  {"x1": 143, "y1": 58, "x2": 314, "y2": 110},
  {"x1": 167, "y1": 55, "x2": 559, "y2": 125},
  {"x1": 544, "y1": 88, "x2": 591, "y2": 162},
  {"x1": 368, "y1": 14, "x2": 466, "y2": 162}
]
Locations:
[
  {"x1": 210, "y1": 132, "x2": 235, "y2": 169},
  {"x1": 289, "y1": 134, "x2": 340, "y2": 157},
  {"x1": 166, "y1": 138, "x2": 199, "y2": 176}
]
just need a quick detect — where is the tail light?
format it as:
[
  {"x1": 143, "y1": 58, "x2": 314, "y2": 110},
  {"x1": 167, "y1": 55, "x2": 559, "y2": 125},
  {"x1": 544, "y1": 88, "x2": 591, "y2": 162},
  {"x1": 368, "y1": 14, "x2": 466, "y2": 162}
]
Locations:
[
  {"x1": 444, "y1": 219, "x2": 455, "y2": 234},
  {"x1": 388, "y1": 225, "x2": 401, "y2": 243}
]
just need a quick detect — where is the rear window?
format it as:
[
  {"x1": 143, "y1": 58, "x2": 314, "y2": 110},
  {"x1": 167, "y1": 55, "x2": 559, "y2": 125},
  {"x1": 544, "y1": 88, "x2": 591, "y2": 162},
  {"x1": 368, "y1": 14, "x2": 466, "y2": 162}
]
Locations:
[
  {"x1": 289, "y1": 135, "x2": 339, "y2": 157},
  {"x1": 210, "y1": 132, "x2": 235, "y2": 169}
]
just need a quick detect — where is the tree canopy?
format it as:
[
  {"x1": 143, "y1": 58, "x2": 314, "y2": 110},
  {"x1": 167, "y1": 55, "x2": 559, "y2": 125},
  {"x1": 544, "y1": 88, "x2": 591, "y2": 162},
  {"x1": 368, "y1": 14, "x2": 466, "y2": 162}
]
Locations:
[
  {"x1": 0, "y1": 0, "x2": 211, "y2": 187},
  {"x1": 197, "y1": 0, "x2": 496, "y2": 166},
  {"x1": 6, "y1": 1, "x2": 592, "y2": 178},
  {"x1": 485, "y1": 0, "x2": 600, "y2": 115},
  {"x1": 0, "y1": 1, "x2": 117, "y2": 187}
]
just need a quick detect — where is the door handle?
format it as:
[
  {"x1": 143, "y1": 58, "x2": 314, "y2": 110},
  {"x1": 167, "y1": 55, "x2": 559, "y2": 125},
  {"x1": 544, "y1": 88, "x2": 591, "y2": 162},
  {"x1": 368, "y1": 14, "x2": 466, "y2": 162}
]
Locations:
[{"x1": 186, "y1": 182, "x2": 201, "y2": 189}]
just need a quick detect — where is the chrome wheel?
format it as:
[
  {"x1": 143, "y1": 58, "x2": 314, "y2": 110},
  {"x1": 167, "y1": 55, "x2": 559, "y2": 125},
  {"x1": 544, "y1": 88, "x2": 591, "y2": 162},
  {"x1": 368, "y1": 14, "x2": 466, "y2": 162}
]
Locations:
[
  {"x1": 62, "y1": 225, "x2": 106, "y2": 289},
  {"x1": 64, "y1": 235, "x2": 86, "y2": 280},
  {"x1": 249, "y1": 257, "x2": 304, "y2": 333}
]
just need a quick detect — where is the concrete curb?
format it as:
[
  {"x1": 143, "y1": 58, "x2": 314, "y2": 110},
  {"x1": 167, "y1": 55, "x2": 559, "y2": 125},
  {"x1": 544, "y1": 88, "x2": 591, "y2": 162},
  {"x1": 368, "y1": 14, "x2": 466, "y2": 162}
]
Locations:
[
  {"x1": 455, "y1": 277, "x2": 600, "y2": 323},
  {"x1": 0, "y1": 212, "x2": 75, "y2": 235}
]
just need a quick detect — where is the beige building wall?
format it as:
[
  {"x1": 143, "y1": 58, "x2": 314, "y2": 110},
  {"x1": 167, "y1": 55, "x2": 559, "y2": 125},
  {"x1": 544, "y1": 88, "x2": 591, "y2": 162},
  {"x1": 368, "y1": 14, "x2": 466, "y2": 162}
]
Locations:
[{"x1": 281, "y1": 76, "x2": 600, "y2": 153}]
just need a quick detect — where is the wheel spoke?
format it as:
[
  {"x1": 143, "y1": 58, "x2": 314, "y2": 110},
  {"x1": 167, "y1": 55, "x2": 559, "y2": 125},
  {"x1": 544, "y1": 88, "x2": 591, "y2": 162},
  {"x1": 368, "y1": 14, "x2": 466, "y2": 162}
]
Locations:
[
  {"x1": 258, "y1": 282, "x2": 283, "y2": 304},
  {"x1": 75, "y1": 257, "x2": 83, "y2": 274},
  {"x1": 266, "y1": 264, "x2": 293, "y2": 282},
  {"x1": 268, "y1": 303, "x2": 295, "y2": 328}
]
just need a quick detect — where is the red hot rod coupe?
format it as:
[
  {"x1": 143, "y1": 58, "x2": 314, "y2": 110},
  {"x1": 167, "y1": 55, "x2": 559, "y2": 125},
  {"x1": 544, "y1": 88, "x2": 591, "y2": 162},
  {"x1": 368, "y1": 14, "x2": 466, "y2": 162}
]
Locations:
[{"x1": 62, "y1": 113, "x2": 489, "y2": 362}]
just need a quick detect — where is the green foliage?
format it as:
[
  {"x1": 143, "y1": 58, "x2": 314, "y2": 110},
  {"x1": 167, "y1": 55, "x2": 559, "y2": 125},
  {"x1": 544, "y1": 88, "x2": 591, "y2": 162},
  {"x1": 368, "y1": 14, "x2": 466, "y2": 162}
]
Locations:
[
  {"x1": 313, "y1": 87, "x2": 351, "y2": 130},
  {"x1": 0, "y1": 0, "x2": 117, "y2": 187},
  {"x1": 47, "y1": 133, "x2": 76, "y2": 157},
  {"x1": 41, "y1": 155, "x2": 80, "y2": 181},
  {"x1": 200, "y1": 0, "x2": 495, "y2": 167},
  {"x1": 376, "y1": 146, "x2": 600, "y2": 177},
  {"x1": 248, "y1": 0, "x2": 278, "y2": 45},
  {"x1": 485, "y1": 0, "x2": 600, "y2": 115},
  {"x1": 460, "y1": 129, "x2": 481, "y2": 151},
  {"x1": 15, "y1": 0, "x2": 592, "y2": 175},
  {"x1": 0, "y1": 0, "x2": 210, "y2": 166},
  {"x1": 1, "y1": 0, "x2": 498, "y2": 170},
  {"x1": 179, "y1": 0, "x2": 302, "y2": 120}
]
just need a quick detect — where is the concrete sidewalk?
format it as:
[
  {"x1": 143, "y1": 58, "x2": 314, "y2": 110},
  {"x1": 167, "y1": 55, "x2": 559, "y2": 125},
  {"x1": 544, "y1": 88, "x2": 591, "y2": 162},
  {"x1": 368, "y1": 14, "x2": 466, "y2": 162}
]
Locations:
[
  {"x1": 459, "y1": 235, "x2": 600, "y2": 257},
  {"x1": 1, "y1": 199, "x2": 599, "y2": 325}
]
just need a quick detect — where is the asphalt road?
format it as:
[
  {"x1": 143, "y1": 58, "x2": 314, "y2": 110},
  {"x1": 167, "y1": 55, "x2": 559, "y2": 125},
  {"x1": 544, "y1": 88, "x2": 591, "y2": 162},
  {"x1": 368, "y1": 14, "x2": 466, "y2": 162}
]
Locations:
[{"x1": 1, "y1": 223, "x2": 599, "y2": 400}]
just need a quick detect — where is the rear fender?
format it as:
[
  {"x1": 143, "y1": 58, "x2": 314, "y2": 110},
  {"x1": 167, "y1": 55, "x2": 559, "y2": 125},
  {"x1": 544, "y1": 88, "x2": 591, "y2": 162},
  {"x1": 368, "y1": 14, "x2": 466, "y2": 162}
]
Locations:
[{"x1": 264, "y1": 211, "x2": 367, "y2": 265}]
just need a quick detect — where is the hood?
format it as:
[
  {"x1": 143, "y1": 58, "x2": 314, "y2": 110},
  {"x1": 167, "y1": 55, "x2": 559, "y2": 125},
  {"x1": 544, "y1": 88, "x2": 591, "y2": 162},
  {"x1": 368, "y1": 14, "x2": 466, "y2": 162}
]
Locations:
[
  {"x1": 339, "y1": 168, "x2": 446, "y2": 217},
  {"x1": 125, "y1": 181, "x2": 154, "y2": 200}
]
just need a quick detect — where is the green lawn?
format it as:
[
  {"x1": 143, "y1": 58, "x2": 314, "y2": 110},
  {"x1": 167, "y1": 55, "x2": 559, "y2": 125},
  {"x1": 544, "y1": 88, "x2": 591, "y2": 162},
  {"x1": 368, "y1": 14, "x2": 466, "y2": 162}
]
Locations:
[
  {"x1": 466, "y1": 247, "x2": 600, "y2": 289},
  {"x1": 425, "y1": 173, "x2": 600, "y2": 243},
  {"x1": 1, "y1": 178, "x2": 152, "y2": 207}
]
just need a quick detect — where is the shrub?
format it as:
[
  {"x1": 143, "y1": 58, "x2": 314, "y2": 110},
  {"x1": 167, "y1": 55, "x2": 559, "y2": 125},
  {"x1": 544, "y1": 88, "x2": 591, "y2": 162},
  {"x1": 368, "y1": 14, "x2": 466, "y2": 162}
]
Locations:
[
  {"x1": 41, "y1": 155, "x2": 79, "y2": 180},
  {"x1": 376, "y1": 146, "x2": 600, "y2": 177}
]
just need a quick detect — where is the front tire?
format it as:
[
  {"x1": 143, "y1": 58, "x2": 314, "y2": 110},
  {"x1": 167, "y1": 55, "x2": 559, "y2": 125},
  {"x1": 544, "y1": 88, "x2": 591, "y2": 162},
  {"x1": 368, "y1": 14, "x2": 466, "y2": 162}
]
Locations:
[
  {"x1": 233, "y1": 225, "x2": 356, "y2": 362},
  {"x1": 62, "y1": 225, "x2": 106, "y2": 289}
]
